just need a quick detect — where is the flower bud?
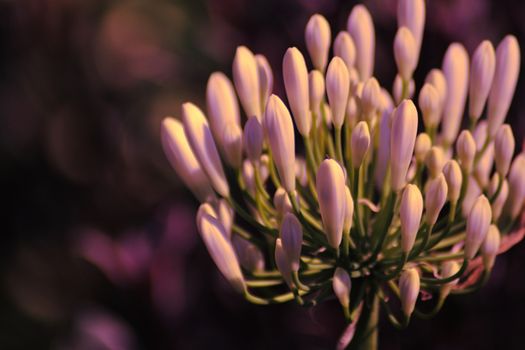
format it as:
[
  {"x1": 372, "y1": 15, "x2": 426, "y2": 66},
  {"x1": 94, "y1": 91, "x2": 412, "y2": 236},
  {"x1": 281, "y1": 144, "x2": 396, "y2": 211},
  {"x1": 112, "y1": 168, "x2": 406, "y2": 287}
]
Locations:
[
  {"x1": 465, "y1": 195, "x2": 492, "y2": 259},
  {"x1": 390, "y1": 100, "x2": 418, "y2": 191},
  {"x1": 347, "y1": 5, "x2": 375, "y2": 80},
  {"x1": 283, "y1": 47, "x2": 311, "y2": 136},
  {"x1": 346, "y1": 96, "x2": 359, "y2": 128},
  {"x1": 400, "y1": 184, "x2": 423, "y2": 253},
  {"x1": 425, "y1": 173, "x2": 448, "y2": 226},
  {"x1": 456, "y1": 130, "x2": 476, "y2": 174},
  {"x1": 399, "y1": 268, "x2": 420, "y2": 317},
  {"x1": 487, "y1": 35, "x2": 520, "y2": 138},
  {"x1": 506, "y1": 154, "x2": 525, "y2": 219},
  {"x1": 256, "y1": 54, "x2": 273, "y2": 112},
  {"x1": 264, "y1": 95, "x2": 296, "y2": 192},
  {"x1": 351, "y1": 121, "x2": 371, "y2": 168},
  {"x1": 415, "y1": 133, "x2": 432, "y2": 163},
  {"x1": 443, "y1": 160, "x2": 462, "y2": 204},
  {"x1": 182, "y1": 103, "x2": 229, "y2": 197},
  {"x1": 474, "y1": 142, "x2": 494, "y2": 189},
  {"x1": 232, "y1": 236, "x2": 265, "y2": 273},
  {"x1": 198, "y1": 213, "x2": 245, "y2": 293},
  {"x1": 217, "y1": 198, "x2": 234, "y2": 237},
  {"x1": 316, "y1": 159, "x2": 346, "y2": 249},
  {"x1": 274, "y1": 187, "x2": 293, "y2": 217},
  {"x1": 392, "y1": 74, "x2": 415, "y2": 105},
  {"x1": 440, "y1": 261, "x2": 460, "y2": 297},
  {"x1": 196, "y1": 202, "x2": 219, "y2": 234},
  {"x1": 161, "y1": 117, "x2": 214, "y2": 201},
  {"x1": 233, "y1": 46, "x2": 260, "y2": 120},
  {"x1": 309, "y1": 70, "x2": 325, "y2": 114},
  {"x1": 494, "y1": 124, "x2": 515, "y2": 177},
  {"x1": 375, "y1": 108, "x2": 394, "y2": 188},
  {"x1": 221, "y1": 122, "x2": 243, "y2": 168},
  {"x1": 361, "y1": 77, "x2": 381, "y2": 117},
  {"x1": 326, "y1": 56, "x2": 350, "y2": 129},
  {"x1": 488, "y1": 174, "x2": 509, "y2": 221},
  {"x1": 275, "y1": 238, "x2": 293, "y2": 287},
  {"x1": 397, "y1": 0, "x2": 425, "y2": 56},
  {"x1": 462, "y1": 176, "x2": 482, "y2": 218},
  {"x1": 441, "y1": 43, "x2": 469, "y2": 146},
  {"x1": 424, "y1": 68, "x2": 447, "y2": 120},
  {"x1": 243, "y1": 116, "x2": 264, "y2": 162},
  {"x1": 334, "y1": 31, "x2": 356, "y2": 70},
  {"x1": 481, "y1": 224, "x2": 500, "y2": 270},
  {"x1": 419, "y1": 83, "x2": 440, "y2": 129},
  {"x1": 280, "y1": 213, "x2": 303, "y2": 272},
  {"x1": 469, "y1": 41, "x2": 496, "y2": 121},
  {"x1": 333, "y1": 267, "x2": 351, "y2": 308},
  {"x1": 343, "y1": 186, "x2": 354, "y2": 234},
  {"x1": 295, "y1": 158, "x2": 308, "y2": 187},
  {"x1": 394, "y1": 27, "x2": 418, "y2": 81},
  {"x1": 425, "y1": 146, "x2": 445, "y2": 179},
  {"x1": 206, "y1": 73, "x2": 241, "y2": 143},
  {"x1": 305, "y1": 14, "x2": 331, "y2": 72}
]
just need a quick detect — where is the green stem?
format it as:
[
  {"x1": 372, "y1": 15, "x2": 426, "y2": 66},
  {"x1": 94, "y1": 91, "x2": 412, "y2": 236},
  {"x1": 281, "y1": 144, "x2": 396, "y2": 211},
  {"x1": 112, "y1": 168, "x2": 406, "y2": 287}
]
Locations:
[{"x1": 349, "y1": 293, "x2": 379, "y2": 350}]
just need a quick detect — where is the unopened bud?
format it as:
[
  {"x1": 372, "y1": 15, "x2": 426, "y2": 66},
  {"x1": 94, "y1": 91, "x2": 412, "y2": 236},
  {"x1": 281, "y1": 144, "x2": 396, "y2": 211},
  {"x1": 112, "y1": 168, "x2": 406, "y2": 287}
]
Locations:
[
  {"x1": 326, "y1": 56, "x2": 350, "y2": 128},
  {"x1": 394, "y1": 27, "x2": 418, "y2": 81},
  {"x1": 309, "y1": 70, "x2": 325, "y2": 114},
  {"x1": 343, "y1": 186, "x2": 354, "y2": 234},
  {"x1": 481, "y1": 225, "x2": 500, "y2": 270},
  {"x1": 351, "y1": 121, "x2": 371, "y2": 168},
  {"x1": 221, "y1": 122, "x2": 243, "y2": 168},
  {"x1": 295, "y1": 158, "x2": 308, "y2": 187},
  {"x1": 283, "y1": 47, "x2": 311, "y2": 136},
  {"x1": 488, "y1": 174, "x2": 509, "y2": 221},
  {"x1": 243, "y1": 116, "x2": 264, "y2": 162},
  {"x1": 425, "y1": 146, "x2": 445, "y2": 179},
  {"x1": 232, "y1": 236, "x2": 265, "y2": 273},
  {"x1": 233, "y1": 46, "x2": 260, "y2": 120},
  {"x1": 462, "y1": 176, "x2": 482, "y2": 218},
  {"x1": 274, "y1": 187, "x2": 293, "y2": 217},
  {"x1": 474, "y1": 142, "x2": 494, "y2": 189},
  {"x1": 415, "y1": 133, "x2": 432, "y2": 163},
  {"x1": 494, "y1": 124, "x2": 515, "y2": 177},
  {"x1": 361, "y1": 77, "x2": 381, "y2": 117},
  {"x1": 397, "y1": 0, "x2": 425, "y2": 56},
  {"x1": 424, "y1": 68, "x2": 447, "y2": 120},
  {"x1": 347, "y1": 5, "x2": 375, "y2": 80},
  {"x1": 400, "y1": 184, "x2": 423, "y2": 253},
  {"x1": 506, "y1": 154, "x2": 525, "y2": 219},
  {"x1": 256, "y1": 54, "x2": 273, "y2": 112},
  {"x1": 425, "y1": 174, "x2": 448, "y2": 226},
  {"x1": 399, "y1": 268, "x2": 420, "y2": 317},
  {"x1": 440, "y1": 261, "x2": 460, "y2": 297},
  {"x1": 280, "y1": 213, "x2": 303, "y2": 272},
  {"x1": 275, "y1": 238, "x2": 293, "y2": 288},
  {"x1": 465, "y1": 195, "x2": 492, "y2": 259},
  {"x1": 305, "y1": 14, "x2": 331, "y2": 72},
  {"x1": 456, "y1": 130, "x2": 476, "y2": 174},
  {"x1": 333, "y1": 267, "x2": 352, "y2": 308},
  {"x1": 334, "y1": 31, "x2": 356, "y2": 70},
  {"x1": 206, "y1": 73, "x2": 241, "y2": 144},
  {"x1": 469, "y1": 41, "x2": 496, "y2": 121},
  {"x1": 443, "y1": 160, "x2": 462, "y2": 204},
  {"x1": 419, "y1": 83, "x2": 441, "y2": 129}
]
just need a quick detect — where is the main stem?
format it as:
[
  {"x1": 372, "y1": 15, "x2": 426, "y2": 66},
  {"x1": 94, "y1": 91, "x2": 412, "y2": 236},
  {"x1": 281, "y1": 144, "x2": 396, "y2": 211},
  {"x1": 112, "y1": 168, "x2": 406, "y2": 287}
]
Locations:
[{"x1": 349, "y1": 295, "x2": 379, "y2": 350}]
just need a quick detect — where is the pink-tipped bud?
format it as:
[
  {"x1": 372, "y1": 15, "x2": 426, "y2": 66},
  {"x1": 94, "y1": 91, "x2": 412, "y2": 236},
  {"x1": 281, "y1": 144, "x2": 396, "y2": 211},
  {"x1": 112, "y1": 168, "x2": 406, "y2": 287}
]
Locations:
[
  {"x1": 233, "y1": 46, "x2": 260, "y2": 120},
  {"x1": 351, "y1": 121, "x2": 371, "y2": 168},
  {"x1": 425, "y1": 146, "x2": 445, "y2": 179},
  {"x1": 280, "y1": 213, "x2": 303, "y2": 272},
  {"x1": 494, "y1": 124, "x2": 515, "y2": 177},
  {"x1": 399, "y1": 268, "x2": 420, "y2": 317},
  {"x1": 344, "y1": 186, "x2": 354, "y2": 234},
  {"x1": 469, "y1": 41, "x2": 496, "y2": 121},
  {"x1": 361, "y1": 77, "x2": 381, "y2": 118},
  {"x1": 334, "y1": 31, "x2": 356, "y2": 70},
  {"x1": 397, "y1": 0, "x2": 425, "y2": 56},
  {"x1": 309, "y1": 70, "x2": 325, "y2": 114},
  {"x1": 440, "y1": 261, "x2": 461, "y2": 297},
  {"x1": 326, "y1": 56, "x2": 350, "y2": 128},
  {"x1": 488, "y1": 174, "x2": 509, "y2": 221},
  {"x1": 347, "y1": 5, "x2": 375, "y2": 80},
  {"x1": 400, "y1": 184, "x2": 423, "y2": 253},
  {"x1": 394, "y1": 27, "x2": 418, "y2": 81},
  {"x1": 256, "y1": 54, "x2": 273, "y2": 112},
  {"x1": 222, "y1": 122, "x2": 243, "y2": 168},
  {"x1": 275, "y1": 238, "x2": 293, "y2": 288},
  {"x1": 283, "y1": 47, "x2": 311, "y2": 136},
  {"x1": 232, "y1": 236, "x2": 265, "y2": 273},
  {"x1": 305, "y1": 14, "x2": 331, "y2": 72},
  {"x1": 415, "y1": 133, "x2": 432, "y2": 163},
  {"x1": 424, "y1": 68, "x2": 447, "y2": 121},
  {"x1": 419, "y1": 83, "x2": 441, "y2": 129},
  {"x1": 465, "y1": 195, "x2": 492, "y2": 259},
  {"x1": 456, "y1": 130, "x2": 476, "y2": 174},
  {"x1": 481, "y1": 224, "x2": 500, "y2": 270},
  {"x1": 206, "y1": 72, "x2": 241, "y2": 143},
  {"x1": 333, "y1": 267, "x2": 352, "y2": 308},
  {"x1": 243, "y1": 116, "x2": 264, "y2": 162},
  {"x1": 443, "y1": 160, "x2": 462, "y2": 204},
  {"x1": 425, "y1": 174, "x2": 448, "y2": 226}
]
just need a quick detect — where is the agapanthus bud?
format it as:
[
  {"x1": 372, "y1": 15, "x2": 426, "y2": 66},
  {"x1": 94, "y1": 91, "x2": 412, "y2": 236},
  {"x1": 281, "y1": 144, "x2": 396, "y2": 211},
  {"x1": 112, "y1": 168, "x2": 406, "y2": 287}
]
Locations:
[
  {"x1": 494, "y1": 124, "x2": 515, "y2": 177},
  {"x1": 456, "y1": 130, "x2": 476, "y2": 174},
  {"x1": 481, "y1": 225, "x2": 500, "y2": 270},
  {"x1": 316, "y1": 159, "x2": 346, "y2": 249},
  {"x1": 488, "y1": 174, "x2": 509, "y2": 221},
  {"x1": 415, "y1": 133, "x2": 432, "y2": 163},
  {"x1": 399, "y1": 268, "x2": 420, "y2": 317},
  {"x1": 441, "y1": 43, "x2": 469, "y2": 146},
  {"x1": 440, "y1": 261, "x2": 460, "y2": 297},
  {"x1": 326, "y1": 56, "x2": 350, "y2": 129},
  {"x1": 274, "y1": 238, "x2": 293, "y2": 287},
  {"x1": 390, "y1": 100, "x2": 418, "y2": 191},
  {"x1": 506, "y1": 154, "x2": 525, "y2": 219},
  {"x1": 487, "y1": 35, "x2": 521, "y2": 138},
  {"x1": 393, "y1": 74, "x2": 415, "y2": 104},
  {"x1": 462, "y1": 176, "x2": 482, "y2": 218},
  {"x1": 419, "y1": 83, "x2": 441, "y2": 129},
  {"x1": 343, "y1": 186, "x2": 354, "y2": 234},
  {"x1": 295, "y1": 158, "x2": 308, "y2": 187},
  {"x1": 334, "y1": 31, "x2": 356, "y2": 70},
  {"x1": 425, "y1": 174, "x2": 448, "y2": 226},
  {"x1": 469, "y1": 41, "x2": 496, "y2": 121},
  {"x1": 347, "y1": 5, "x2": 375, "y2": 80},
  {"x1": 394, "y1": 27, "x2": 418, "y2": 81},
  {"x1": 255, "y1": 54, "x2": 273, "y2": 111},
  {"x1": 333, "y1": 267, "x2": 351, "y2": 308},
  {"x1": 375, "y1": 109, "x2": 393, "y2": 188},
  {"x1": 424, "y1": 68, "x2": 447, "y2": 119},
  {"x1": 425, "y1": 146, "x2": 445, "y2": 179},
  {"x1": 182, "y1": 103, "x2": 229, "y2": 197},
  {"x1": 465, "y1": 195, "x2": 492, "y2": 259},
  {"x1": 361, "y1": 77, "x2": 381, "y2": 117},
  {"x1": 206, "y1": 73, "x2": 241, "y2": 143},
  {"x1": 280, "y1": 213, "x2": 303, "y2": 272},
  {"x1": 198, "y1": 214, "x2": 245, "y2": 293},
  {"x1": 243, "y1": 116, "x2": 264, "y2": 162},
  {"x1": 233, "y1": 46, "x2": 260, "y2": 120},
  {"x1": 232, "y1": 236, "x2": 265, "y2": 273},
  {"x1": 474, "y1": 142, "x2": 494, "y2": 189},
  {"x1": 346, "y1": 96, "x2": 359, "y2": 128},
  {"x1": 264, "y1": 95, "x2": 296, "y2": 192},
  {"x1": 274, "y1": 187, "x2": 293, "y2": 217},
  {"x1": 351, "y1": 121, "x2": 371, "y2": 168},
  {"x1": 161, "y1": 117, "x2": 214, "y2": 202},
  {"x1": 283, "y1": 47, "x2": 311, "y2": 136},
  {"x1": 443, "y1": 160, "x2": 462, "y2": 204},
  {"x1": 305, "y1": 14, "x2": 331, "y2": 72},
  {"x1": 309, "y1": 70, "x2": 325, "y2": 114},
  {"x1": 400, "y1": 184, "x2": 423, "y2": 253},
  {"x1": 397, "y1": 0, "x2": 425, "y2": 56},
  {"x1": 221, "y1": 122, "x2": 243, "y2": 168},
  {"x1": 196, "y1": 202, "x2": 219, "y2": 234}
]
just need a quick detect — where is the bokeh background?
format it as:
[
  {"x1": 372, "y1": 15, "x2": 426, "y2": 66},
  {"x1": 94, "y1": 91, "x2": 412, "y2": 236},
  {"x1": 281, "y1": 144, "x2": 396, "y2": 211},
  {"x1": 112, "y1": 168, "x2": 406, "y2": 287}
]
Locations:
[{"x1": 1, "y1": 0, "x2": 525, "y2": 349}]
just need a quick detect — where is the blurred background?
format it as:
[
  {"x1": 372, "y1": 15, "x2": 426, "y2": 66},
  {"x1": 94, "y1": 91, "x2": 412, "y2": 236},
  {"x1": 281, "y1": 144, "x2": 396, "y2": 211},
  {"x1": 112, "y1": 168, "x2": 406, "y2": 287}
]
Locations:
[{"x1": 1, "y1": 0, "x2": 525, "y2": 349}]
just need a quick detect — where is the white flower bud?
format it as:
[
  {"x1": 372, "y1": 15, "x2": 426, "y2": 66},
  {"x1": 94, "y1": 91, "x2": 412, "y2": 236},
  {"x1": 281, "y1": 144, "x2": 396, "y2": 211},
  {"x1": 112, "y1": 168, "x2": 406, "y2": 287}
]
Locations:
[
  {"x1": 283, "y1": 47, "x2": 311, "y2": 136},
  {"x1": 465, "y1": 195, "x2": 492, "y2": 259},
  {"x1": 161, "y1": 117, "x2": 214, "y2": 201},
  {"x1": 198, "y1": 213, "x2": 245, "y2": 293},
  {"x1": 425, "y1": 146, "x2": 445, "y2": 179},
  {"x1": 441, "y1": 43, "x2": 469, "y2": 146},
  {"x1": 488, "y1": 174, "x2": 509, "y2": 221},
  {"x1": 280, "y1": 213, "x2": 303, "y2": 272},
  {"x1": 333, "y1": 267, "x2": 352, "y2": 308},
  {"x1": 274, "y1": 187, "x2": 293, "y2": 217},
  {"x1": 182, "y1": 103, "x2": 229, "y2": 197},
  {"x1": 221, "y1": 122, "x2": 243, "y2": 168},
  {"x1": 397, "y1": 0, "x2": 425, "y2": 56},
  {"x1": 425, "y1": 173, "x2": 448, "y2": 226},
  {"x1": 424, "y1": 68, "x2": 447, "y2": 120},
  {"x1": 481, "y1": 224, "x2": 500, "y2": 270},
  {"x1": 506, "y1": 154, "x2": 525, "y2": 219},
  {"x1": 264, "y1": 95, "x2": 296, "y2": 192},
  {"x1": 456, "y1": 130, "x2": 476, "y2": 174},
  {"x1": 305, "y1": 14, "x2": 331, "y2": 72},
  {"x1": 494, "y1": 124, "x2": 515, "y2": 177},
  {"x1": 334, "y1": 31, "x2": 356, "y2": 70},
  {"x1": 343, "y1": 186, "x2": 354, "y2": 234},
  {"x1": 393, "y1": 74, "x2": 415, "y2": 105},
  {"x1": 309, "y1": 70, "x2": 325, "y2": 114},
  {"x1": 351, "y1": 121, "x2": 371, "y2": 168},
  {"x1": 361, "y1": 77, "x2": 381, "y2": 117},
  {"x1": 316, "y1": 159, "x2": 346, "y2": 249},
  {"x1": 243, "y1": 116, "x2": 264, "y2": 162},
  {"x1": 399, "y1": 268, "x2": 420, "y2": 317},
  {"x1": 347, "y1": 5, "x2": 375, "y2": 80},
  {"x1": 206, "y1": 72, "x2": 241, "y2": 144},
  {"x1": 462, "y1": 176, "x2": 482, "y2": 218},
  {"x1": 469, "y1": 41, "x2": 496, "y2": 121},
  {"x1": 275, "y1": 238, "x2": 293, "y2": 287},
  {"x1": 394, "y1": 27, "x2": 418, "y2": 81},
  {"x1": 233, "y1": 46, "x2": 260, "y2": 120},
  {"x1": 419, "y1": 83, "x2": 441, "y2": 129},
  {"x1": 415, "y1": 133, "x2": 432, "y2": 163},
  {"x1": 326, "y1": 56, "x2": 350, "y2": 129},
  {"x1": 443, "y1": 160, "x2": 462, "y2": 204},
  {"x1": 440, "y1": 261, "x2": 460, "y2": 297},
  {"x1": 232, "y1": 236, "x2": 265, "y2": 273},
  {"x1": 487, "y1": 35, "x2": 521, "y2": 138},
  {"x1": 400, "y1": 184, "x2": 423, "y2": 253},
  {"x1": 255, "y1": 54, "x2": 273, "y2": 112},
  {"x1": 390, "y1": 100, "x2": 418, "y2": 191}
]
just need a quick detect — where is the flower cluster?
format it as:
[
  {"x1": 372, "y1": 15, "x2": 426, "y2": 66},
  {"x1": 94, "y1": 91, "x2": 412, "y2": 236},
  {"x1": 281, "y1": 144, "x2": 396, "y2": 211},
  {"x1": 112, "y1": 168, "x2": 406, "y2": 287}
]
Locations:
[{"x1": 161, "y1": 0, "x2": 523, "y2": 347}]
